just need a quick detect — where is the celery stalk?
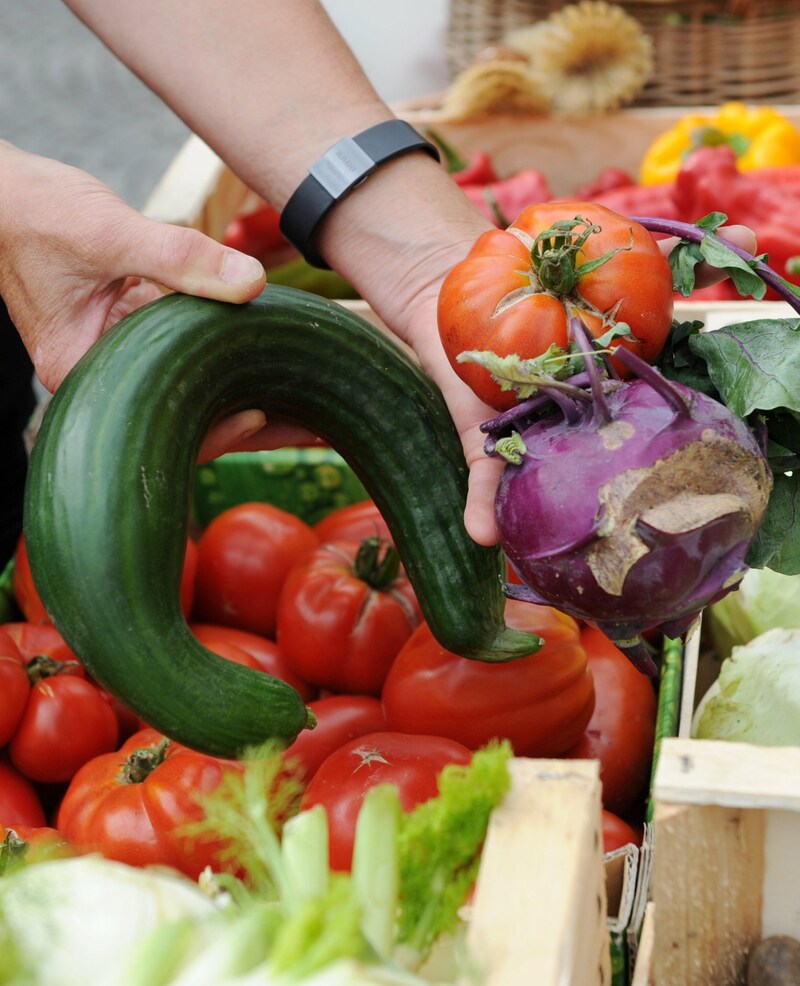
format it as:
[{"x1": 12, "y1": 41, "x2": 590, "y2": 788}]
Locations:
[
  {"x1": 351, "y1": 784, "x2": 401, "y2": 960},
  {"x1": 280, "y1": 804, "x2": 330, "y2": 912}
]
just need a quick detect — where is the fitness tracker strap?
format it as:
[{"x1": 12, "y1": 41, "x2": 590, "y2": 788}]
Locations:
[{"x1": 279, "y1": 120, "x2": 441, "y2": 269}]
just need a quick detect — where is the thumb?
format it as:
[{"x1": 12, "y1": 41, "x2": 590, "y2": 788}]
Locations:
[{"x1": 119, "y1": 215, "x2": 267, "y2": 303}]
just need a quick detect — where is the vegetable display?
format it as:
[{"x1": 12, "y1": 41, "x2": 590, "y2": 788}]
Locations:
[{"x1": 23, "y1": 285, "x2": 539, "y2": 757}]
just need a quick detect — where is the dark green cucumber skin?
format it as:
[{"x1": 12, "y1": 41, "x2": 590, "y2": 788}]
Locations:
[{"x1": 24, "y1": 286, "x2": 539, "y2": 757}]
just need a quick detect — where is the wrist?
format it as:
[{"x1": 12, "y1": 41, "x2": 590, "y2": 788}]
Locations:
[
  {"x1": 279, "y1": 121, "x2": 441, "y2": 269},
  {"x1": 314, "y1": 153, "x2": 492, "y2": 344}
]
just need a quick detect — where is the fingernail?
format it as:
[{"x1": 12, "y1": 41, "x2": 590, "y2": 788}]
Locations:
[{"x1": 221, "y1": 251, "x2": 264, "y2": 284}]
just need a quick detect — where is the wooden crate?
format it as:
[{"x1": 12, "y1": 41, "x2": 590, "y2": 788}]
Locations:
[
  {"x1": 465, "y1": 757, "x2": 611, "y2": 986},
  {"x1": 632, "y1": 737, "x2": 800, "y2": 986}
]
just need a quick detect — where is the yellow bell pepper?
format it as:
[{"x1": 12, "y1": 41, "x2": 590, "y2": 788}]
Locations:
[{"x1": 639, "y1": 102, "x2": 800, "y2": 186}]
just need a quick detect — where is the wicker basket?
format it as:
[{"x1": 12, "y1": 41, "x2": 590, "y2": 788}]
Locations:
[{"x1": 446, "y1": 0, "x2": 800, "y2": 107}]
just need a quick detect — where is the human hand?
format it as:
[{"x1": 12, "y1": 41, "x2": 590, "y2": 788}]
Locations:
[
  {"x1": 331, "y1": 193, "x2": 758, "y2": 550},
  {"x1": 0, "y1": 143, "x2": 322, "y2": 456}
]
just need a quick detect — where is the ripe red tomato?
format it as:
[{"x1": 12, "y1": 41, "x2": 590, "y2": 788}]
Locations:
[
  {"x1": 194, "y1": 502, "x2": 319, "y2": 637},
  {"x1": 56, "y1": 727, "x2": 243, "y2": 879},
  {"x1": 282, "y1": 695, "x2": 388, "y2": 784},
  {"x1": 191, "y1": 623, "x2": 317, "y2": 701},
  {"x1": 313, "y1": 500, "x2": 391, "y2": 544},
  {"x1": 300, "y1": 731, "x2": 472, "y2": 871},
  {"x1": 381, "y1": 600, "x2": 595, "y2": 757},
  {"x1": 564, "y1": 626, "x2": 658, "y2": 816},
  {"x1": 277, "y1": 538, "x2": 421, "y2": 696},
  {"x1": 1, "y1": 621, "x2": 81, "y2": 668},
  {"x1": 11, "y1": 534, "x2": 50, "y2": 625},
  {"x1": 0, "y1": 628, "x2": 29, "y2": 747},
  {"x1": 437, "y1": 201, "x2": 674, "y2": 410},
  {"x1": 0, "y1": 756, "x2": 46, "y2": 827},
  {"x1": 9, "y1": 673, "x2": 119, "y2": 784},
  {"x1": 2, "y1": 824, "x2": 75, "y2": 862},
  {"x1": 602, "y1": 810, "x2": 641, "y2": 854}
]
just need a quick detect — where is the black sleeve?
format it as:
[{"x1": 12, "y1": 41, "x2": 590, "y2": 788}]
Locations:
[{"x1": 0, "y1": 298, "x2": 36, "y2": 568}]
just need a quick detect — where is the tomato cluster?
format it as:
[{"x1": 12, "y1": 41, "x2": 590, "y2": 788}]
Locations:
[{"x1": 1, "y1": 495, "x2": 657, "y2": 875}]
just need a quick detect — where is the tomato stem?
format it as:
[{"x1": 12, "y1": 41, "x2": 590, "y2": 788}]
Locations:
[
  {"x1": 25, "y1": 654, "x2": 81, "y2": 684},
  {"x1": 354, "y1": 536, "x2": 401, "y2": 589},
  {"x1": 120, "y1": 738, "x2": 171, "y2": 784},
  {"x1": 531, "y1": 217, "x2": 627, "y2": 295}
]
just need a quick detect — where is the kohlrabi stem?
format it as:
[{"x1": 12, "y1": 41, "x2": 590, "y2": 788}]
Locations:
[
  {"x1": 612, "y1": 344, "x2": 691, "y2": 417},
  {"x1": 569, "y1": 317, "x2": 612, "y2": 426},
  {"x1": 632, "y1": 215, "x2": 800, "y2": 315},
  {"x1": 480, "y1": 372, "x2": 593, "y2": 439},
  {"x1": 536, "y1": 385, "x2": 584, "y2": 425}
]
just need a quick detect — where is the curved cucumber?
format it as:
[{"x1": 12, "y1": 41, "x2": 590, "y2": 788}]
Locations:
[{"x1": 24, "y1": 285, "x2": 539, "y2": 757}]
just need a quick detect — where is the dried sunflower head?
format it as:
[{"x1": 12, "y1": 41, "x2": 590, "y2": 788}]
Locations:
[
  {"x1": 439, "y1": 47, "x2": 549, "y2": 121},
  {"x1": 506, "y1": 1, "x2": 653, "y2": 116}
]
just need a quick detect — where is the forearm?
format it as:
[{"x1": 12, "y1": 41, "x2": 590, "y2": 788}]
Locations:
[
  {"x1": 62, "y1": 0, "x2": 391, "y2": 205},
  {"x1": 61, "y1": 0, "x2": 491, "y2": 354}
]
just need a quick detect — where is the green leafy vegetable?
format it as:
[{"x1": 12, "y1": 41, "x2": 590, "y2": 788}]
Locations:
[
  {"x1": 669, "y1": 212, "x2": 768, "y2": 300},
  {"x1": 746, "y1": 472, "x2": 800, "y2": 573},
  {"x1": 693, "y1": 627, "x2": 800, "y2": 745},
  {"x1": 688, "y1": 319, "x2": 800, "y2": 419},
  {"x1": 706, "y1": 565, "x2": 800, "y2": 659},
  {"x1": 395, "y1": 741, "x2": 512, "y2": 967}
]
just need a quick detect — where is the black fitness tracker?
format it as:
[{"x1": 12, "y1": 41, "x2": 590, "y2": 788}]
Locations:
[{"x1": 279, "y1": 119, "x2": 441, "y2": 269}]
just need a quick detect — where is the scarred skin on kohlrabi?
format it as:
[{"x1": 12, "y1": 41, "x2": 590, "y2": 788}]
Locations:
[{"x1": 486, "y1": 357, "x2": 772, "y2": 675}]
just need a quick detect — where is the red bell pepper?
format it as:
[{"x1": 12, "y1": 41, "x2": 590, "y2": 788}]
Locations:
[
  {"x1": 222, "y1": 202, "x2": 287, "y2": 260},
  {"x1": 462, "y1": 169, "x2": 553, "y2": 227},
  {"x1": 671, "y1": 145, "x2": 800, "y2": 296},
  {"x1": 585, "y1": 182, "x2": 683, "y2": 227},
  {"x1": 427, "y1": 128, "x2": 498, "y2": 186},
  {"x1": 574, "y1": 167, "x2": 636, "y2": 199}
]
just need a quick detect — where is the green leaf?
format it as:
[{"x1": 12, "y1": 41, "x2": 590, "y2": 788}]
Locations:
[
  {"x1": 765, "y1": 412, "x2": 800, "y2": 460},
  {"x1": 655, "y1": 320, "x2": 719, "y2": 397},
  {"x1": 456, "y1": 346, "x2": 572, "y2": 398},
  {"x1": 494, "y1": 432, "x2": 527, "y2": 465},
  {"x1": 669, "y1": 241, "x2": 703, "y2": 297},
  {"x1": 592, "y1": 322, "x2": 635, "y2": 348},
  {"x1": 695, "y1": 212, "x2": 728, "y2": 232},
  {"x1": 688, "y1": 319, "x2": 800, "y2": 418},
  {"x1": 748, "y1": 471, "x2": 800, "y2": 574},
  {"x1": 698, "y1": 235, "x2": 767, "y2": 299}
]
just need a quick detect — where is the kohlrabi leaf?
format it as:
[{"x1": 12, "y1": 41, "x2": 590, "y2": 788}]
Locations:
[
  {"x1": 697, "y1": 237, "x2": 768, "y2": 300},
  {"x1": 669, "y1": 212, "x2": 768, "y2": 300},
  {"x1": 747, "y1": 471, "x2": 800, "y2": 575},
  {"x1": 457, "y1": 347, "x2": 571, "y2": 398},
  {"x1": 688, "y1": 319, "x2": 800, "y2": 418},
  {"x1": 764, "y1": 413, "x2": 800, "y2": 470},
  {"x1": 655, "y1": 320, "x2": 720, "y2": 398}
]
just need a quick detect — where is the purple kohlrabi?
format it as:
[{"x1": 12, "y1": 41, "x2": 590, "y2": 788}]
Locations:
[{"x1": 484, "y1": 324, "x2": 772, "y2": 674}]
